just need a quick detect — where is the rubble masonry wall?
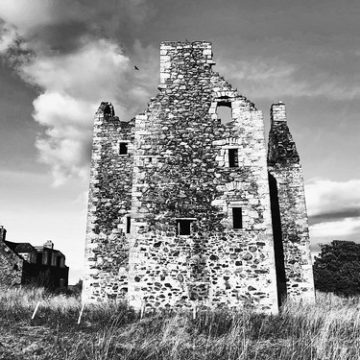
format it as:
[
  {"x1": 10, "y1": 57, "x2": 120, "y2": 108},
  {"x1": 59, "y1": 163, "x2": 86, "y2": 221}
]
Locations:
[{"x1": 83, "y1": 41, "x2": 314, "y2": 313}]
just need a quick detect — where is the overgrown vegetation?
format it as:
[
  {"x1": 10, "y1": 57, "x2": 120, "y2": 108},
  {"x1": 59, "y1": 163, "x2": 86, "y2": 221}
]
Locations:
[
  {"x1": 1, "y1": 287, "x2": 360, "y2": 359},
  {"x1": 313, "y1": 240, "x2": 360, "y2": 296}
]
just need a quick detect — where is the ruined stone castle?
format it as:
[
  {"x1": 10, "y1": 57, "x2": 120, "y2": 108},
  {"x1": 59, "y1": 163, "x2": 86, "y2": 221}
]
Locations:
[{"x1": 83, "y1": 41, "x2": 314, "y2": 314}]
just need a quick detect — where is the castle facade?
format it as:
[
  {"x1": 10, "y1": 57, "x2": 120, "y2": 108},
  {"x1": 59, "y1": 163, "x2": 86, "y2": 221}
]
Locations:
[{"x1": 83, "y1": 41, "x2": 314, "y2": 314}]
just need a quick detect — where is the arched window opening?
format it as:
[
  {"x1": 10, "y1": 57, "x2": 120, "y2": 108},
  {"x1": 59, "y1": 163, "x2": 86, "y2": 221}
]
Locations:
[{"x1": 216, "y1": 104, "x2": 232, "y2": 125}]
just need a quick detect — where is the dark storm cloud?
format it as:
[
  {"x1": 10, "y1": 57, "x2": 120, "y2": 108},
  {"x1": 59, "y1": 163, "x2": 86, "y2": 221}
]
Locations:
[
  {"x1": 310, "y1": 208, "x2": 360, "y2": 225},
  {"x1": 0, "y1": 0, "x2": 159, "y2": 184},
  {"x1": 33, "y1": 21, "x2": 91, "y2": 53},
  {"x1": 0, "y1": 0, "x2": 156, "y2": 53},
  {"x1": 306, "y1": 179, "x2": 360, "y2": 249}
]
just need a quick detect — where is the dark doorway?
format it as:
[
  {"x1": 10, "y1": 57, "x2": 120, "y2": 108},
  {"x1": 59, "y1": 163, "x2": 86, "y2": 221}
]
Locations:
[{"x1": 268, "y1": 172, "x2": 287, "y2": 307}]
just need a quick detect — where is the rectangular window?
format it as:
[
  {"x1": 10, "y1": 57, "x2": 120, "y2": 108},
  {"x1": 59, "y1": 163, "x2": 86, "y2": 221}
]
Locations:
[
  {"x1": 232, "y1": 208, "x2": 242, "y2": 229},
  {"x1": 126, "y1": 217, "x2": 131, "y2": 234},
  {"x1": 45, "y1": 251, "x2": 51, "y2": 265},
  {"x1": 176, "y1": 219, "x2": 192, "y2": 235},
  {"x1": 119, "y1": 142, "x2": 128, "y2": 155},
  {"x1": 229, "y1": 149, "x2": 239, "y2": 167}
]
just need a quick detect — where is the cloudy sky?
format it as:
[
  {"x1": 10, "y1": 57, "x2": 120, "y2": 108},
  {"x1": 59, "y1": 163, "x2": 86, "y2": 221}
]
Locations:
[{"x1": 0, "y1": 0, "x2": 359, "y2": 283}]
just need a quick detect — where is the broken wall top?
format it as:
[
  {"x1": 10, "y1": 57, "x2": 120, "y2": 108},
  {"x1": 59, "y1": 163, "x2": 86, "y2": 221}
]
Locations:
[{"x1": 267, "y1": 102, "x2": 300, "y2": 166}]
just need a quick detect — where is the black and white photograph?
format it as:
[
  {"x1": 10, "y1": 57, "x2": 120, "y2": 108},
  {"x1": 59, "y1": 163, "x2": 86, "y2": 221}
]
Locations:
[{"x1": 0, "y1": 0, "x2": 359, "y2": 358}]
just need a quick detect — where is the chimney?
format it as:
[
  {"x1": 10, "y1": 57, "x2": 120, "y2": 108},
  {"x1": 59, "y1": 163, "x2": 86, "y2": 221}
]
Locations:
[
  {"x1": 43, "y1": 240, "x2": 54, "y2": 250},
  {"x1": 159, "y1": 41, "x2": 214, "y2": 85},
  {"x1": 0, "y1": 226, "x2": 7, "y2": 241},
  {"x1": 270, "y1": 101, "x2": 286, "y2": 123}
]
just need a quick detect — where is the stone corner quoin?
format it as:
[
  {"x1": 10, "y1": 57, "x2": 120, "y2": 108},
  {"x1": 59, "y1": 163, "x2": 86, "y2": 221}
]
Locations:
[{"x1": 82, "y1": 40, "x2": 315, "y2": 314}]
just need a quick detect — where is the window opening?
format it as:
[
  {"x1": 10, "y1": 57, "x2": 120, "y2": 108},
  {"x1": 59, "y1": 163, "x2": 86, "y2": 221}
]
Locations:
[
  {"x1": 229, "y1": 149, "x2": 239, "y2": 167},
  {"x1": 217, "y1": 104, "x2": 232, "y2": 125},
  {"x1": 47, "y1": 251, "x2": 52, "y2": 265},
  {"x1": 232, "y1": 208, "x2": 243, "y2": 229},
  {"x1": 103, "y1": 104, "x2": 114, "y2": 116},
  {"x1": 126, "y1": 216, "x2": 131, "y2": 234},
  {"x1": 119, "y1": 142, "x2": 128, "y2": 155},
  {"x1": 176, "y1": 219, "x2": 193, "y2": 235}
]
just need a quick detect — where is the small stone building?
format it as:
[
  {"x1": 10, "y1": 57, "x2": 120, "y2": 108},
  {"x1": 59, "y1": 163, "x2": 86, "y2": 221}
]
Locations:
[
  {"x1": 83, "y1": 41, "x2": 315, "y2": 314},
  {"x1": 0, "y1": 227, "x2": 68, "y2": 289}
]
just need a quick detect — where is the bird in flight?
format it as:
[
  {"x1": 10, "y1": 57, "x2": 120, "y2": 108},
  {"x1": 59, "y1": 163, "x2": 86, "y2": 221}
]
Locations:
[{"x1": 134, "y1": 66, "x2": 140, "y2": 70}]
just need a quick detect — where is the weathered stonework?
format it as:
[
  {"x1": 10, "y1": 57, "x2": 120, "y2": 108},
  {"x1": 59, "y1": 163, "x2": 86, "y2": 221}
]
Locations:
[
  {"x1": 268, "y1": 103, "x2": 315, "y2": 303},
  {"x1": 0, "y1": 227, "x2": 23, "y2": 288},
  {"x1": 83, "y1": 41, "x2": 315, "y2": 313}
]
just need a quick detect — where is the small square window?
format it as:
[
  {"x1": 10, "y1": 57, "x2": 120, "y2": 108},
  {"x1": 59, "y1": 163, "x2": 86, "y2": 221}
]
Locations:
[
  {"x1": 232, "y1": 208, "x2": 242, "y2": 229},
  {"x1": 119, "y1": 142, "x2": 128, "y2": 155},
  {"x1": 229, "y1": 149, "x2": 239, "y2": 167},
  {"x1": 176, "y1": 219, "x2": 193, "y2": 235}
]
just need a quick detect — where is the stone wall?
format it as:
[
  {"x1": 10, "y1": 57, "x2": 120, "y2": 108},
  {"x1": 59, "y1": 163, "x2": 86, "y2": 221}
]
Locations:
[
  {"x1": 268, "y1": 103, "x2": 315, "y2": 302},
  {"x1": 83, "y1": 41, "x2": 281, "y2": 313},
  {"x1": 83, "y1": 103, "x2": 135, "y2": 301},
  {"x1": 0, "y1": 236, "x2": 23, "y2": 288},
  {"x1": 83, "y1": 41, "x2": 315, "y2": 313}
]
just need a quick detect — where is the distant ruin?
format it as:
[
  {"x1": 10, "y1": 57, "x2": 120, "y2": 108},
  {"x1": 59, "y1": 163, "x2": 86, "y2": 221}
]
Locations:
[
  {"x1": 83, "y1": 41, "x2": 314, "y2": 314},
  {"x1": 0, "y1": 226, "x2": 68, "y2": 289}
]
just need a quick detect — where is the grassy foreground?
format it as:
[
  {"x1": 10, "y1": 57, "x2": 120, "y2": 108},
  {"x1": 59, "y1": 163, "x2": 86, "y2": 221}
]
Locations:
[{"x1": 0, "y1": 288, "x2": 360, "y2": 359}]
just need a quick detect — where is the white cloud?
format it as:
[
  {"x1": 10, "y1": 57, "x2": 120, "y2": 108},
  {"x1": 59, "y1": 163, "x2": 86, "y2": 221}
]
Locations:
[
  {"x1": 33, "y1": 92, "x2": 93, "y2": 184},
  {"x1": 218, "y1": 59, "x2": 360, "y2": 100},
  {"x1": 21, "y1": 38, "x2": 130, "y2": 100},
  {"x1": 0, "y1": 0, "x2": 54, "y2": 33},
  {"x1": 305, "y1": 179, "x2": 360, "y2": 217},
  {"x1": 310, "y1": 217, "x2": 360, "y2": 239},
  {"x1": 0, "y1": 21, "x2": 17, "y2": 52},
  {"x1": 0, "y1": 0, "x2": 158, "y2": 185},
  {"x1": 0, "y1": 0, "x2": 151, "y2": 39},
  {"x1": 305, "y1": 179, "x2": 360, "y2": 250},
  {"x1": 19, "y1": 38, "x2": 134, "y2": 185},
  {"x1": 309, "y1": 217, "x2": 360, "y2": 253}
]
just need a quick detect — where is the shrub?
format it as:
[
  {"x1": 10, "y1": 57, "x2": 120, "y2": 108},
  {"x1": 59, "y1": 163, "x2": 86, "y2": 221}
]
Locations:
[{"x1": 313, "y1": 240, "x2": 360, "y2": 296}]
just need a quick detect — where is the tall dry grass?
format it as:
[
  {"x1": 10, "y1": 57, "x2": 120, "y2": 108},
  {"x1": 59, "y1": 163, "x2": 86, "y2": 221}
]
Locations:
[{"x1": 1, "y1": 288, "x2": 360, "y2": 359}]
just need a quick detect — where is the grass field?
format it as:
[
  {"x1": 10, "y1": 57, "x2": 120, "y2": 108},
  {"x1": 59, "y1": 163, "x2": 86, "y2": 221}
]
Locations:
[{"x1": 0, "y1": 287, "x2": 359, "y2": 360}]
